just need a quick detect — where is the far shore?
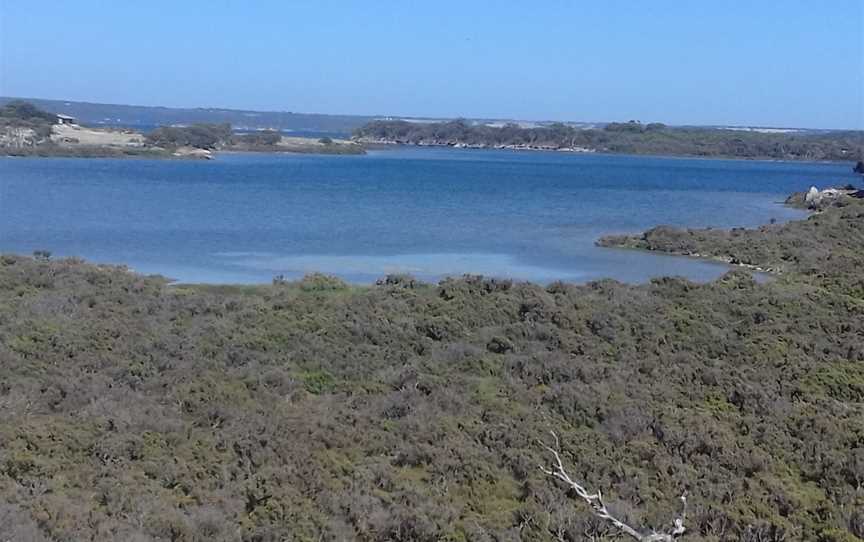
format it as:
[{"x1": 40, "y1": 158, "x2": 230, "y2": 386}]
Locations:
[
  {"x1": 358, "y1": 139, "x2": 859, "y2": 165},
  {"x1": 2, "y1": 141, "x2": 857, "y2": 166}
]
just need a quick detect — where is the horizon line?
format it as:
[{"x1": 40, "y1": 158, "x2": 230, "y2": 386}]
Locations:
[{"x1": 2, "y1": 95, "x2": 860, "y2": 132}]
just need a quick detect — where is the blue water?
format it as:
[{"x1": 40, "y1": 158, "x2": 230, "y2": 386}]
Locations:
[{"x1": 0, "y1": 148, "x2": 855, "y2": 284}]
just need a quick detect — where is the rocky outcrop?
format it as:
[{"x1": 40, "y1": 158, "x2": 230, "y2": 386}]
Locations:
[
  {"x1": 785, "y1": 185, "x2": 860, "y2": 210},
  {"x1": 0, "y1": 126, "x2": 40, "y2": 148},
  {"x1": 354, "y1": 136, "x2": 596, "y2": 153},
  {"x1": 172, "y1": 146, "x2": 213, "y2": 159}
]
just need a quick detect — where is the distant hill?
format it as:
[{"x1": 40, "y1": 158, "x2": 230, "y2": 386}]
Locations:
[
  {"x1": 1, "y1": 97, "x2": 844, "y2": 140},
  {"x1": 0, "y1": 97, "x2": 378, "y2": 135},
  {"x1": 0, "y1": 97, "x2": 582, "y2": 134}
]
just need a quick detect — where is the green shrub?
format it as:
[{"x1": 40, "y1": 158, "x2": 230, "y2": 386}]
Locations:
[
  {"x1": 298, "y1": 273, "x2": 348, "y2": 292},
  {"x1": 299, "y1": 369, "x2": 336, "y2": 394},
  {"x1": 238, "y1": 130, "x2": 281, "y2": 146}
]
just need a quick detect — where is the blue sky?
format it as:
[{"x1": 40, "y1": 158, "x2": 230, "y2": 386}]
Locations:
[{"x1": 1, "y1": 1, "x2": 861, "y2": 128}]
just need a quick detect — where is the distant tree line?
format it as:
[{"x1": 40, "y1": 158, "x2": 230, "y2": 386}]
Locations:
[
  {"x1": 144, "y1": 125, "x2": 294, "y2": 150},
  {"x1": 144, "y1": 123, "x2": 234, "y2": 150},
  {"x1": 0, "y1": 101, "x2": 57, "y2": 123},
  {"x1": 145, "y1": 127, "x2": 365, "y2": 154},
  {"x1": 236, "y1": 130, "x2": 281, "y2": 146},
  {"x1": 604, "y1": 120, "x2": 667, "y2": 133},
  {"x1": 355, "y1": 119, "x2": 863, "y2": 161}
]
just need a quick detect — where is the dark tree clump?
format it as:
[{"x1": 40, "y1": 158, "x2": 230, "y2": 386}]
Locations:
[
  {"x1": 354, "y1": 119, "x2": 863, "y2": 161},
  {"x1": 145, "y1": 123, "x2": 233, "y2": 149},
  {"x1": 0, "y1": 101, "x2": 57, "y2": 123},
  {"x1": 237, "y1": 130, "x2": 281, "y2": 146}
]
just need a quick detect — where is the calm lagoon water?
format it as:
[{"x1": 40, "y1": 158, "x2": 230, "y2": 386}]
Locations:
[{"x1": 0, "y1": 148, "x2": 855, "y2": 284}]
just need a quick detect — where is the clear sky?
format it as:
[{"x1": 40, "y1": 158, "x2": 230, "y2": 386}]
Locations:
[{"x1": 1, "y1": 1, "x2": 861, "y2": 129}]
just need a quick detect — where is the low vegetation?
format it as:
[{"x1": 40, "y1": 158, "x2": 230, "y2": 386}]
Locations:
[
  {"x1": 229, "y1": 133, "x2": 365, "y2": 155},
  {"x1": 1, "y1": 196, "x2": 863, "y2": 540},
  {"x1": 145, "y1": 123, "x2": 234, "y2": 150},
  {"x1": 598, "y1": 190, "x2": 864, "y2": 290},
  {"x1": 236, "y1": 130, "x2": 282, "y2": 147},
  {"x1": 354, "y1": 119, "x2": 863, "y2": 161},
  {"x1": 144, "y1": 124, "x2": 365, "y2": 154}
]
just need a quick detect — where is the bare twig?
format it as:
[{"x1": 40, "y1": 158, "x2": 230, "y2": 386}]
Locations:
[{"x1": 538, "y1": 431, "x2": 687, "y2": 542}]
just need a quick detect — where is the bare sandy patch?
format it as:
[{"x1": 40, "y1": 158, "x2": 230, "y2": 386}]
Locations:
[
  {"x1": 51, "y1": 124, "x2": 145, "y2": 147},
  {"x1": 277, "y1": 136, "x2": 356, "y2": 148}
]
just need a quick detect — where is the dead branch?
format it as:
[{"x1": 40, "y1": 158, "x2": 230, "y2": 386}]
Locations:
[{"x1": 539, "y1": 431, "x2": 687, "y2": 542}]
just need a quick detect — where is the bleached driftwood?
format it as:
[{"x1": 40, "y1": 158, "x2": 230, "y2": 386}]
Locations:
[{"x1": 539, "y1": 431, "x2": 687, "y2": 541}]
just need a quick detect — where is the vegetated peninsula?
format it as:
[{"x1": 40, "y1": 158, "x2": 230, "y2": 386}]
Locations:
[
  {"x1": 599, "y1": 186, "x2": 864, "y2": 278},
  {"x1": 354, "y1": 119, "x2": 863, "y2": 161},
  {"x1": 0, "y1": 101, "x2": 364, "y2": 158},
  {"x1": 1, "y1": 192, "x2": 863, "y2": 540}
]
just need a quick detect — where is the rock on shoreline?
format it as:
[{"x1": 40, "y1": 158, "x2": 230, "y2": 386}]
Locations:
[
  {"x1": 171, "y1": 146, "x2": 213, "y2": 159},
  {"x1": 784, "y1": 185, "x2": 863, "y2": 210},
  {"x1": 354, "y1": 137, "x2": 596, "y2": 153}
]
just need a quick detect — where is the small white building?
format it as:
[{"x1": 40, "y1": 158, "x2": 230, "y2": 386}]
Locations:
[{"x1": 56, "y1": 114, "x2": 77, "y2": 125}]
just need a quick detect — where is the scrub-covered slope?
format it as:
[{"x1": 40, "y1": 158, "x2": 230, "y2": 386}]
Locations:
[{"x1": 1, "y1": 201, "x2": 863, "y2": 541}]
